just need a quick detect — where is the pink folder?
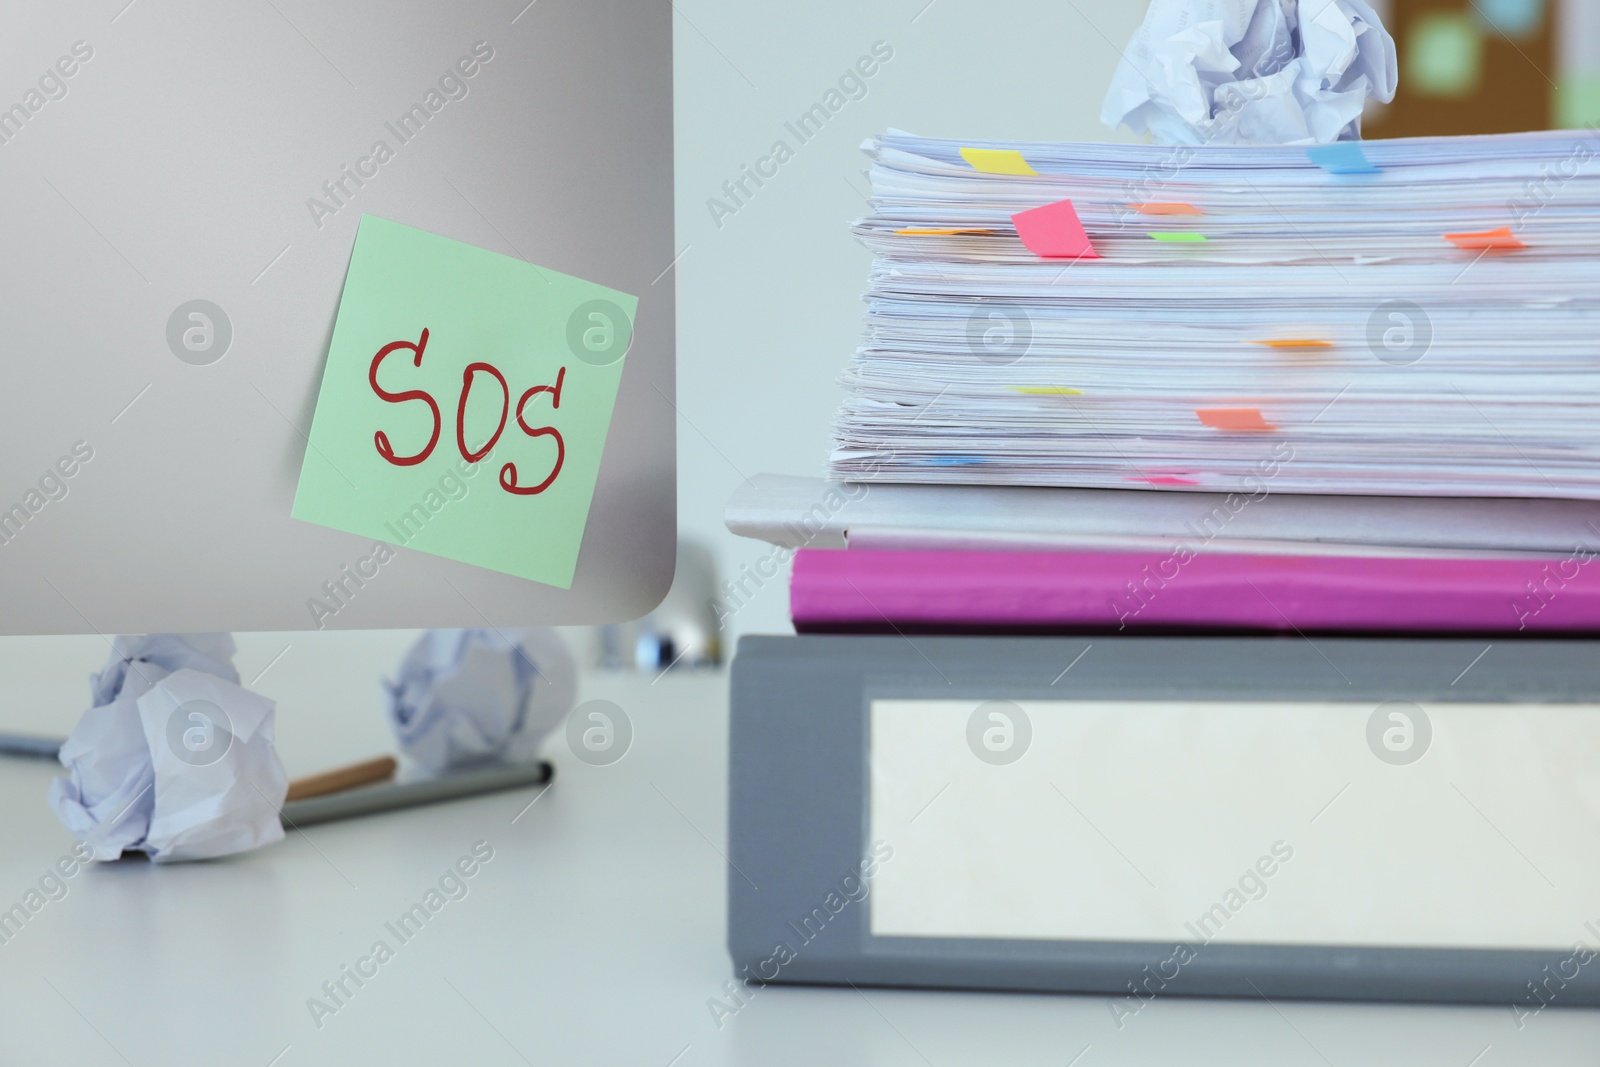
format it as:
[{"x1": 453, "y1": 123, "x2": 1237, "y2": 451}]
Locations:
[{"x1": 789, "y1": 549, "x2": 1600, "y2": 635}]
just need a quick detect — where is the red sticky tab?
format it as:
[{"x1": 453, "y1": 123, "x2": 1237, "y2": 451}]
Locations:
[
  {"x1": 1196, "y1": 407, "x2": 1276, "y2": 431},
  {"x1": 1133, "y1": 475, "x2": 1200, "y2": 486},
  {"x1": 1011, "y1": 199, "x2": 1099, "y2": 260},
  {"x1": 1445, "y1": 226, "x2": 1525, "y2": 251}
]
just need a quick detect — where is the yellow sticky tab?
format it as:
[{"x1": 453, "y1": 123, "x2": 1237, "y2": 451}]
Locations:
[
  {"x1": 959, "y1": 148, "x2": 1038, "y2": 176},
  {"x1": 1253, "y1": 338, "x2": 1334, "y2": 349},
  {"x1": 1010, "y1": 386, "x2": 1083, "y2": 395},
  {"x1": 895, "y1": 227, "x2": 996, "y2": 235}
]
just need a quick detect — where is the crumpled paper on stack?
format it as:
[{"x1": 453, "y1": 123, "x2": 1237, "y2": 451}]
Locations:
[
  {"x1": 48, "y1": 634, "x2": 288, "y2": 863},
  {"x1": 385, "y1": 628, "x2": 577, "y2": 772},
  {"x1": 1102, "y1": 0, "x2": 1398, "y2": 146}
]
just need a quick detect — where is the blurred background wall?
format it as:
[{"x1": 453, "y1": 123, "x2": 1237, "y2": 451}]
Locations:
[{"x1": 1364, "y1": 0, "x2": 1597, "y2": 135}]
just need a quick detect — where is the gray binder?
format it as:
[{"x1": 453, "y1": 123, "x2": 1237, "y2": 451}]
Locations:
[{"x1": 728, "y1": 634, "x2": 1600, "y2": 1008}]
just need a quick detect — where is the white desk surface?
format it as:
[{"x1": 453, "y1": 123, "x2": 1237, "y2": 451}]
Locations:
[{"x1": 0, "y1": 632, "x2": 1595, "y2": 1066}]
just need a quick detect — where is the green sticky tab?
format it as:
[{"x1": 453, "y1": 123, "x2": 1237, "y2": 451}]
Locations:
[
  {"x1": 1149, "y1": 231, "x2": 1208, "y2": 242},
  {"x1": 292, "y1": 215, "x2": 636, "y2": 589}
]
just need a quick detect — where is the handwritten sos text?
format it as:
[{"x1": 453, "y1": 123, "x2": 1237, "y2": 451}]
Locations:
[{"x1": 369, "y1": 328, "x2": 566, "y2": 496}]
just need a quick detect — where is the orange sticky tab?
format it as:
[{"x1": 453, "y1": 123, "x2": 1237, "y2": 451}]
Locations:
[
  {"x1": 1011, "y1": 199, "x2": 1099, "y2": 260},
  {"x1": 1196, "y1": 407, "x2": 1276, "y2": 431},
  {"x1": 1253, "y1": 338, "x2": 1334, "y2": 349},
  {"x1": 895, "y1": 227, "x2": 996, "y2": 235},
  {"x1": 1445, "y1": 226, "x2": 1525, "y2": 250},
  {"x1": 1131, "y1": 202, "x2": 1202, "y2": 216}
]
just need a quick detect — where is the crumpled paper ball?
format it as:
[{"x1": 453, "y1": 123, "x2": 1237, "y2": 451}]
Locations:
[
  {"x1": 48, "y1": 634, "x2": 288, "y2": 863},
  {"x1": 1102, "y1": 0, "x2": 1398, "y2": 146},
  {"x1": 385, "y1": 628, "x2": 577, "y2": 772}
]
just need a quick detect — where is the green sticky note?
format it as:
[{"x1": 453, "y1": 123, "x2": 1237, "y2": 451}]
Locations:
[
  {"x1": 1149, "y1": 231, "x2": 1208, "y2": 242},
  {"x1": 292, "y1": 215, "x2": 635, "y2": 589},
  {"x1": 1407, "y1": 12, "x2": 1484, "y2": 99}
]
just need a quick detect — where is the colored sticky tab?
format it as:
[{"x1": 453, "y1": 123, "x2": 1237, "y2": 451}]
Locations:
[
  {"x1": 1150, "y1": 232, "x2": 1208, "y2": 243},
  {"x1": 1307, "y1": 142, "x2": 1381, "y2": 175},
  {"x1": 1445, "y1": 226, "x2": 1526, "y2": 250},
  {"x1": 1011, "y1": 199, "x2": 1099, "y2": 260},
  {"x1": 1253, "y1": 338, "x2": 1334, "y2": 349},
  {"x1": 1131, "y1": 203, "x2": 1203, "y2": 216},
  {"x1": 1196, "y1": 407, "x2": 1276, "y2": 431},
  {"x1": 895, "y1": 227, "x2": 996, "y2": 235},
  {"x1": 960, "y1": 147, "x2": 1038, "y2": 176},
  {"x1": 1133, "y1": 475, "x2": 1199, "y2": 486},
  {"x1": 292, "y1": 215, "x2": 636, "y2": 589},
  {"x1": 1010, "y1": 386, "x2": 1083, "y2": 395}
]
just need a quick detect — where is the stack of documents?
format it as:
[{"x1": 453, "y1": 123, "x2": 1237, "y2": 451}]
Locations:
[{"x1": 831, "y1": 130, "x2": 1600, "y2": 499}]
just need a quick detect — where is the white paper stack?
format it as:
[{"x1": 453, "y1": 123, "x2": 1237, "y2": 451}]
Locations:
[{"x1": 830, "y1": 130, "x2": 1600, "y2": 499}]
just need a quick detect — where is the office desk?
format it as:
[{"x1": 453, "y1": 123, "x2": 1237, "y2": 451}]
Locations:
[{"x1": 0, "y1": 634, "x2": 1595, "y2": 1065}]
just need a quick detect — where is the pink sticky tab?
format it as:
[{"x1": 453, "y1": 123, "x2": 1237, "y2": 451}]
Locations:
[{"x1": 1011, "y1": 199, "x2": 1099, "y2": 260}]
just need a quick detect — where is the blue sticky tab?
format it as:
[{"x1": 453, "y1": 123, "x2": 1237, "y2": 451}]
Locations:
[{"x1": 1307, "y1": 142, "x2": 1381, "y2": 175}]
